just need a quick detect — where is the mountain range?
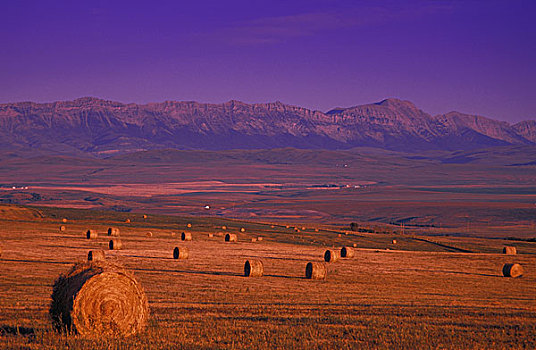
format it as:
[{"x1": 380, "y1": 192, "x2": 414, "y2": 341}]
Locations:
[{"x1": 0, "y1": 97, "x2": 534, "y2": 157}]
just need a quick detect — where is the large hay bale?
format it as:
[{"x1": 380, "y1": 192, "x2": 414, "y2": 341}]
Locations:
[
  {"x1": 251, "y1": 238, "x2": 257, "y2": 243},
  {"x1": 62, "y1": 218, "x2": 68, "y2": 223},
  {"x1": 60, "y1": 225, "x2": 66, "y2": 232},
  {"x1": 353, "y1": 243, "x2": 357, "y2": 248},
  {"x1": 173, "y1": 247, "x2": 189, "y2": 259},
  {"x1": 208, "y1": 233, "x2": 214, "y2": 238},
  {"x1": 125, "y1": 219, "x2": 131, "y2": 223},
  {"x1": 221, "y1": 225, "x2": 227, "y2": 230},
  {"x1": 244, "y1": 259, "x2": 263, "y2": 277},
  {"x1": 305, "y1": 262, "x2": 326, "y2": 280},
  {"x1": 86, "y1": 230, "x2": 97, "y2": 239},
  {"x1": 392, "y1": 239, "x2": 397, "y2": 244},
  {"x1": 225, "y1": 233, "x2": 237, "y2": 242},
  {"x1": 324, "y1": 249, "x2": 340, "y2": 263},
  {"x1": 257, "y1": 237, "x2": 263, "y2": 241},
  {"x1": 240, "y1": 227, "x2": 246, "y2": 233},
  {"x1": 142, "y1": 214, "x2": 147, "y2": 219},
  {"x1": 88, "y1": 250, "x2": 105, "y2": 262},
  {"x1": 341, "y1": 246, "x2": 355, "y2": 258},
  {"x1": 146, "y1": 232, "x2": 153, "y2": 238},
  {"x1": 187, "y1": 223, "x2": 192, "y2": 228},
  {"x1": 181, "y1": 232, "x2": 192, "y2": 241},
  {"x1": 503, "y1": 246, "x2": 517, "y2": 255},
  {"x1": 50, "y1": 261, "x2": 148, "y2": 337},
  {"x1": 109, "y1": 239, "x2": 122, "y2": 250},
  {"x1": 502, "y1": 263, "x2": 524, "y2": 278},
  {"x1": 108, "y1": 227, "x2": 120, "y2": 237}
]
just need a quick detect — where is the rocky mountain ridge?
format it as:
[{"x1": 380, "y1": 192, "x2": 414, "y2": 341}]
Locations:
[{"x1": 0, "y1": 97, "x2": 533, "y2": 157}]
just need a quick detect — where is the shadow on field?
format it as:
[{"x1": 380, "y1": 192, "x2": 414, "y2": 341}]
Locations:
[
  {"x1": 132, "y1": 267, "x2": 242, "y2": 277},
  {"x1": 125, "y1": 255, "x2": 173, "y2": 260},
  {"x1": 0, "y1": 325, "x2": 35, "y2": 337},
  {"x1": 408, "y1": 268, "x2": 499, "y2": 278},
  {"x1": 264, "y1": 274, "x2": 303, "y2": 280},
  {"x1": 246, "y1": 255, "x2": 311, "y2": 262},
  {"x1": 0, "y1": 258, "x2": 72, "y2": 265},
  {"x1": 439, "y1": 270, "x2": 500, "y2": 278}
]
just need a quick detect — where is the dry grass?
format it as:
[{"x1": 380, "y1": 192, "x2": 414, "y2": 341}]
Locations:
[{"x1": 0, "y1": 212, "x2": 535, "y2": 349}]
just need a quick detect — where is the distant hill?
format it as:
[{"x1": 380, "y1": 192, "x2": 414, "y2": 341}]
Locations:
[{"x1": 0, "y1": 97, "x2": 533, "y2": 157}]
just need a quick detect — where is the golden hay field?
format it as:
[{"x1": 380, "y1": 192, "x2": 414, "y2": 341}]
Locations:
[{"x1": 0, "y1": 206, "x2": 535, "y2": 349}]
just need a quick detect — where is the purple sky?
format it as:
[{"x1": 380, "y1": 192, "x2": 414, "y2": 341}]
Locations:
[{"x1": 1, "y1": 0, "x2": 535, "y2": 122}]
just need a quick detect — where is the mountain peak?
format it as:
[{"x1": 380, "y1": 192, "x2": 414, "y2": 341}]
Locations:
[{"x1": 375, "y1": 98, "x2": 418, "y2": 110}]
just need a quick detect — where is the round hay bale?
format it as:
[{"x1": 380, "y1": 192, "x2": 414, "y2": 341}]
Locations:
[
  {"x1": 221, "y1": 225, "x2": 227, "y2": 230},
  {"x1": 146, "y1": 232, "x2": 153, "y2": 238},
  {"x1": 181, "y1": 232, "x2": 192, "y2": 241},
  {"x1": 60, "y1": 225, "x2": 66, "y2": 232},
  {"x1": 62, "y1": 218, "x2": 68, "y2": 223},
  {"x1": 88, "y1": 250, "x2": 105, "y2": 262},
  {"x1": 338, "y1": 234, "x2": 342, "y2": 238},
  {"x1": 305, "y1": 262, "x2": 327, "y2": 280},
  {"x1": 240, "y1": 227, "x2": 246, "y2": 233},
  {"x1": 503, "y1": 246, "x2": 517, "y2": 255},
  {"x1": 315, "y1": 228, "x2": 319, "y2": 232},
  {"x1": 173, "y1": 247, "x2": 189, "y2": 259},
  {"x1": 341, "y1": 246, "x2": 355, "y2": 258},
  {"x1": 324, "y1": 249, "x2": 340, "y2": 263},
  {"x1": 50, "y1": 261, "x2": 148, "y2": 337},
  {"x1": 142, "y1": 214, "x2": 147, "y2": 219},
  {"x1": 502, "y1": 263, "x2": 523, "y2": 278},
  {"x1": 244, "y1": 259, "x2": 264, "y2": 277},
  {"x1": 171, "y1": 232, "x2": 177, "y2": 237},
  {"x1": 392, "y1": 239, "x2": 397, "y2": 244},
  {"x1": 257, "y1": 237, "x2": 263, "y2": 241},
  {"x1": 270, "y1": 225, "x2": 275, "y2": 229},
  {"x1": 285, "y1": 225, "x2": 290, "y2": 229},
  {"x1": 251, "y1": 238, "x2": 257, "y2": 243},
  {"x1": 125, "y1": 219, "x2": 131, "y2": 223},
  {"x1": 294, "y1": 228, "x2": 300, "y2": 233},
  {"x1": 301, "y1": 227, "x2": 306, "y2": 231},
  {"x1": 187, "y1": 223, "x2": 192, "y2": 228},
  {"x1": 108, "y1": 227, "x2": 120, "y2": 237},
  {"x1": 109, "y1": 239, "x2": 122, "y2": 250},
  {"x1": 353, "y1": 243, "x2": 357, "y2": 248},
  {"x1": 86, "y1": 230, "x2": 98, "y2": 239},
  {"x1": 208, "y1": 233, "x2": 214, "y2": 238},
  {"x1": 225, "y1": 233, "x2": 237, "y2": 242}
]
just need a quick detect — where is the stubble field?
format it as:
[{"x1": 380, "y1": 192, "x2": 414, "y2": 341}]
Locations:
[{"x1": 1, "y1": 206, "x2": 535, "y2": 349}]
